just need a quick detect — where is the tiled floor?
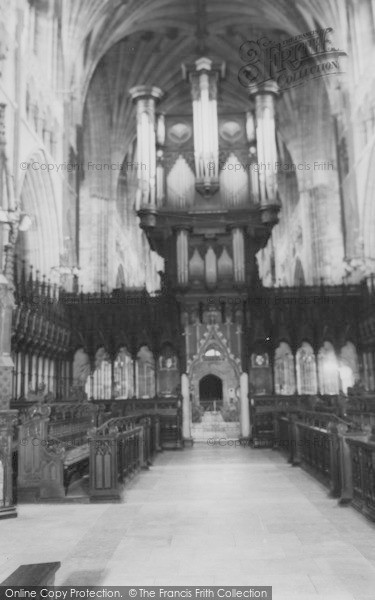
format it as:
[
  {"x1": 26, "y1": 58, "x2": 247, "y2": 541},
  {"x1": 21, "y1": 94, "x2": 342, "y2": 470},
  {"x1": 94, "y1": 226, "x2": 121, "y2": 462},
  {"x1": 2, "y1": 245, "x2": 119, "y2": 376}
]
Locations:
[{"x1": 1, "y1": 444, "x2": 375, "y2": 599}]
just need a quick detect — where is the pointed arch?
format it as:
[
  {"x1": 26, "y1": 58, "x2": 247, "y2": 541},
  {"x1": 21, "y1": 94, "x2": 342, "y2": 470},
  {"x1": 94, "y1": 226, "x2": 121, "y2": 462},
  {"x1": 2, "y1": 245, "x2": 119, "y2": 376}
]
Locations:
[
  {"x1": 86, "y1": 347, "x2": 112, "y2": 399},
  {"x1": 317, "y1": 341, "x2": 339, "y2": 395},
  {"x1": 188, "y1": 325, "x2": 242, "y2": 377},
  {"x1": 137, "y1": 345, "x2": 155, "y2": 398},
  {"x1": 18, "y1": 150, "x2": 61, "y2": 279},
  {"x1": 296, "y1": 342, "x2": 318, "y2": 394},
  {"x1": 339, "y1": 342, "x2": 359, "y2": 394},
  {"x1": 274, "y1": 342, "x2": 296, "y2": 395},
  {"x1": 114, "y1": 347, "x2": 134, "y2": 398}
]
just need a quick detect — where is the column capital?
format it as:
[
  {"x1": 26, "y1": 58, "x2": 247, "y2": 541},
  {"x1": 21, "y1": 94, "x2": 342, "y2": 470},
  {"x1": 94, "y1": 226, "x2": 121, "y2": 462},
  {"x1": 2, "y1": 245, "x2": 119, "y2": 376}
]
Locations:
[
  {"x1": 248, "y1": 80, "x2": 280, "y2": 98},
  {"x1": 129, "y1": 85, "x2": 164, "y2": 103},
  {"x1": 195, "y1": 56, "x2": 213, "y2": 71}
]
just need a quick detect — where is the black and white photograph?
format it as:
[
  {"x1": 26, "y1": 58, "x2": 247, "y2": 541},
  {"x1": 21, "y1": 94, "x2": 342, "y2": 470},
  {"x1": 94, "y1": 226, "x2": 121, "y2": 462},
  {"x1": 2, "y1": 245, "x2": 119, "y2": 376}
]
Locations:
[{"x1": 0, "y1": 0, "x2": 374, "y2": 597}]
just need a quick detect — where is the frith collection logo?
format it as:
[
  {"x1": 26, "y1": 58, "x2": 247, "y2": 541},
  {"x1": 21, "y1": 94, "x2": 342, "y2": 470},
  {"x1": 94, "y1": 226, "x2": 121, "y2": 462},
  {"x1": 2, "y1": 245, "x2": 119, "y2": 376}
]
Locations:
[{"x1": 238, "y1": 27, "x2": 347, "y2": 91}]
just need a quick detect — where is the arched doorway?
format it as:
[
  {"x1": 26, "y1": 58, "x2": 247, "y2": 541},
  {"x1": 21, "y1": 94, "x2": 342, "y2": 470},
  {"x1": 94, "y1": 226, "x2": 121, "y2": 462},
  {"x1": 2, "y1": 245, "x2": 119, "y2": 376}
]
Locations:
[{"x1": 199, "y1": 374, "x2": 223, "y2": 411}]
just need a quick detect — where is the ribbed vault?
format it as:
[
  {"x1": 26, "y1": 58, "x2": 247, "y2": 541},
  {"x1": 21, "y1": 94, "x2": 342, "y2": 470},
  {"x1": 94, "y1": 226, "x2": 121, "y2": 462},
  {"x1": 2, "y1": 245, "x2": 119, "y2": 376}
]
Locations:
[
  {"x1": 76, "y1": 0, "x2": 347, "y2": 289},
  {"x1": 63, "y1": 0, "x2": 347, "y2": 113}
]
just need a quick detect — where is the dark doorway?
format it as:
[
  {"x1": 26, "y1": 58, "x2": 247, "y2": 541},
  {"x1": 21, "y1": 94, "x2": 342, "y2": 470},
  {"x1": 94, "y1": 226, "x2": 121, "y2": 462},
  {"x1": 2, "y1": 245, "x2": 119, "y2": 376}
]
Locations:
[{"x1": 199, "y1": 374, "x2": 223, "y2": 411}]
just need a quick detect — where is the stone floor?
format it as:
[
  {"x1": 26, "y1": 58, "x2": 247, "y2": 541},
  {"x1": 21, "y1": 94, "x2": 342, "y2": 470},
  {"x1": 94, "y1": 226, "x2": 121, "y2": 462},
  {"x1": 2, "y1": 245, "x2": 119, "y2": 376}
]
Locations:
[
  {"x1": 190, "y1": 411, "x2": 241, "y2": 441},
  {"x1": 1, "y1": 444, "x2": 375, "y2": 599}
]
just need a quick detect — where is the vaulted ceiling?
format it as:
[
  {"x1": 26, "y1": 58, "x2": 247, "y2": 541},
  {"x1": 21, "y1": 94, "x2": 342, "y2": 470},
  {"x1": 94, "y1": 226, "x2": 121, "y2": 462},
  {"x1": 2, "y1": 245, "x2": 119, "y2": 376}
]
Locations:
[
  {"x1": 71, "y1": 0, "x2": 346, "y2": 179},
  {"x1": 63, "y1": 0, "x2": 347, "y2": 107}
]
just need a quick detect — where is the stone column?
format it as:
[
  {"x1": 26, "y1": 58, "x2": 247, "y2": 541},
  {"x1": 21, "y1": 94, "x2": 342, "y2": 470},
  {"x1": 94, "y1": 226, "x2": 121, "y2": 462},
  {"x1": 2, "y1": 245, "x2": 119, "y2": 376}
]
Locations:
[
  {"x1": 181, "y1": 373, "x2": 193, "y2": 446},
  {"x1": 240, "y1": 372, "x2": 250, "y2": 439},
  {"x1": 129, "y1": 86, "x2": 163, "y2": 226},
  {"x1": 0, "y1": 102, "x2": 16, "y2": 411},
  {"x1": 291, "y1": 416, "x2": 301, "y2": 466},
  {"x1": 232, "y1": 228, "x2": 245, "y2": 284},
  {"x1": 139, "y1": 425, "x2": 146, "y2": 469},
  {"x1": 176, "y1": 229, "x2": 189, "y2": 287},
  {"x1": 337, "y1": 425, "x2": 355, "y2": 505},
  {"x1": 246, "y1": 111, "x2": 260, "y2": 203},
  {"x1": 0, "y1": 104, "x2": 18, "y2": 518},
  {"x1": 0, "y1": 410, "x2": 18, "y2": 519},
  {"x1": 0, "y1": 279, "x2": 15, "y2": 409},
  {"x1": 156, "y1": 114, "x2": 165, "y2": 206},
  {"x1": 249, "y1": 81, "x2": 280, "y2": 224}
]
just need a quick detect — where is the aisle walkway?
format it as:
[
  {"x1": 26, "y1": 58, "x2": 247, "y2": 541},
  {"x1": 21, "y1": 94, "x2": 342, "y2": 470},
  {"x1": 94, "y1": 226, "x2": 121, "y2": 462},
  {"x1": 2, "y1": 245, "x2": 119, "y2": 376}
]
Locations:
[{"x1": 1, "y1": 445, "x2": 375, "y2": 599}]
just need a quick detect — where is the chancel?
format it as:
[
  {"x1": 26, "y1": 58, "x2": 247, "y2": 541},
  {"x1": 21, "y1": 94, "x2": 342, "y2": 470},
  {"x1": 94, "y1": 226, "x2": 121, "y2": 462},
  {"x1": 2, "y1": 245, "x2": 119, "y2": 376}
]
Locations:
[{"x1": 0, "y1": 0, "x2": 375, "y2": 593}]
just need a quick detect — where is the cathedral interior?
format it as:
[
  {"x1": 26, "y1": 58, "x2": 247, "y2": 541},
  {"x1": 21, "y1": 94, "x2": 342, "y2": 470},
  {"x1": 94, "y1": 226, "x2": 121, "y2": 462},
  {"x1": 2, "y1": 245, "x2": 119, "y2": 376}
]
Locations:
[{"x1": 1, "y1": 0, "x2": 375, "y2": 594}]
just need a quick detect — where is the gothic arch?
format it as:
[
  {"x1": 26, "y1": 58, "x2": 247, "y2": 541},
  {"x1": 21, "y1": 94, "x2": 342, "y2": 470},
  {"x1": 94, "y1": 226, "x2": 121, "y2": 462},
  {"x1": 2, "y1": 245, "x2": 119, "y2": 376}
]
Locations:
[
  {"x1": 339, "y1": 341, "x2": 359, "y2": 393},
  {"x1": 114, "y1": 347, "x2": 134, "y2": 399},
  {"x1": 317, "y1": 341, "x2": 339, "y2": 395},
  {"x1": 88, "y1": 347, "x2": 112, "y2": 399},
  {"x1": 188, "y1": 325, "x2": 241, "y2": 407},
  {"x1": 274, "y1": 342, "x2": 296, "y2": 395},
  {"x1": 72, "y1": 348, "x2": 90, "y2": 386},
  {"x1": 18, "y1": 150, "x2": 61, "y2": 279},
  {"x1": 137, "y1": 345, "x2": 155, "y2": 398},
  {"x1": 296, "y1": 341, "x2": 318, "y2": 395},
  {"x1": 188, "y1": 325, "x2": 241, "y2": 378}
]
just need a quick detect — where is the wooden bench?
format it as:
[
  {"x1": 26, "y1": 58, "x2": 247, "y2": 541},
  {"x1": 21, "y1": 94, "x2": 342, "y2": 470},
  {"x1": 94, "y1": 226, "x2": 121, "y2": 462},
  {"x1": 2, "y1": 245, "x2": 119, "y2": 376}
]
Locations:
[
  {"x1": 1, "y1": 562, "x2": 60, "y2": 585},
  {"x1": 17, "y1": 401, "x2": 96, "y2": 500},
  {"x1": 48, "y1": 402, "x2": 97, "y2": 494},
  {"x1": 15, "y1": 398, "x2": 179, "y2": 501},
  {"x1": 62, "y1": 442, "x2": 90, "y2": 494},
  {"x1": 89, "y1": 415, "x2": 146, "y2": 502},
  {"x1": 93, "y1": 395, "x2": 183, "y2": 449}
]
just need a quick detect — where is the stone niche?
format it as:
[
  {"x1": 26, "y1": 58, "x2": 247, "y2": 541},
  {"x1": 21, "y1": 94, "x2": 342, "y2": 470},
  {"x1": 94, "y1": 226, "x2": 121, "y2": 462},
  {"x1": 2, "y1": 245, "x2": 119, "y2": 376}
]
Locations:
[
  {"x1": 157, "y1": 346, "x2": 180, "y2": 395},
  {"x1": 186, "y1": 323, "x2": 242, "y2": 407},
  {"x1": 248, "y1": 352, "x2": 273, "y2": 395}
]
